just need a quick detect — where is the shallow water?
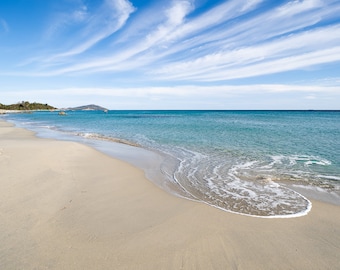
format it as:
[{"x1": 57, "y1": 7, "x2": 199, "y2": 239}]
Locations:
[{"x1": 4, "y1": 110, "x2": 340, "y2": 217}]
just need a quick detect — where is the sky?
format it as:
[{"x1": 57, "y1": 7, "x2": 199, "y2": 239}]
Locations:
[{"x1": 0, "y1": 0, "x2": 340, "y2": 110}]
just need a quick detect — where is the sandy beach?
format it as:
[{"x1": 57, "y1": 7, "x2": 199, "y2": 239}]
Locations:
[{"x1": 0, "y1": 119, "x2": 339, "y2": 270}]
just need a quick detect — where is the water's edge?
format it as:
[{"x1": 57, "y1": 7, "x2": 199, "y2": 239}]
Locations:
[{"x1": 4, "y1": 117, "x2": 318, "y2": 218}]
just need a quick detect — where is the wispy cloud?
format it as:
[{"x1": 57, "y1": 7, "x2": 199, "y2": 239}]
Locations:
[
  {"x1": 39, "y1": 0, "x2": 135, "y2": 65},
  {"x1": 162, "y1": 0, "x2": 264, "y2": 44},
  {"x1": 4, "y1": 0, "x2": 340, "y2": 84},
  {"x1": 58, "y1": 0, "x2": 135, "y2": 57},
  {"x1": 146, "y1": 0, "x2": 340, "y2": 80},
  {"x1": 0, "y1": 18, "x2": 9, "y2": 33},
  {"x1": 152, "y1": 24, "x2": 340, "y2": 81},
  {"x1": 35, "y1": 0, "x2": 194, "y2": 74},
  {"x1": 44, "y1": 2, "x2": 88, "y2": 40},
  {"x1": 62, "y1": 0, "x2": 265, "y2": 73}
]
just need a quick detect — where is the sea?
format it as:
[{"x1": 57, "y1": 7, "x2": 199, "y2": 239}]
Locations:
[{"x1": 3, "y1": 110, "x2": 340, "y2": 218}]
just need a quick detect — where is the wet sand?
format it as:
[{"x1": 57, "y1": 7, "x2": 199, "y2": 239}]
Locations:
[{"x1": 1, "y1": 119, "x2": 339, "y2": 269}]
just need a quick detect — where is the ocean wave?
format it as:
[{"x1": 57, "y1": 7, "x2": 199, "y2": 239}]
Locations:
[
  {"x1": 264, "y1": 155, "x2": 332, "y2": 168},
  {"x1": 5, "y1": 110, "x2": 340, "y2": 218},
  {"x1": 156, "y1": 147, "x2": 312, "y2": 217},
  {"x1": 75, "y1": 132, "x2": 140, "y2": 147},
  {"x1": 317, "y1": 175, "x2": 340, "y2": 181}
]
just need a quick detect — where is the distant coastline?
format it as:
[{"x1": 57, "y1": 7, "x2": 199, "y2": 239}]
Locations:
[
  {"x1": 0, "y1": 102, "x2": 109, "y2": 114},
  {"x1": 0, "y1": 101, "x2": 56, "y2": 111}
]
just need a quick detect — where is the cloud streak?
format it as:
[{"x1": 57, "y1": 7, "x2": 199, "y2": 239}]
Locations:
[
  {"x1": 37, "y1": 0, "x2": 135, "y2": 66},
  {"x1": 54, "y1": 0, "x2": 194, "y2": 74},
  {"x1": 2, "y1": 0, "x2": 340, "y2": 86},
  {"x1": 0, "y1": 18, "x2": 9, "y2": 33},
  {"x1": 152, "y1": 24, "x2": 340, "y2": 81}
]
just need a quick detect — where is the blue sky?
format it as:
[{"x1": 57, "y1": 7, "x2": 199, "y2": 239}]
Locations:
[{"x1": 1, "y1": 0, "x2": 340, "y2": 109}]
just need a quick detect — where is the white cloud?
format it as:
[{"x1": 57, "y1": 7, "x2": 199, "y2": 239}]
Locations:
[
  {"x1": 3, "y1": 0, "x2": 340, "y2": 85},
  {"x1": 143, "y1": 0, "x2": 193, "y2": 47},
  {"x1": 41, "y1": 0, "x2": 135, "y2": 63},
  {"x1": 276, "y1": 0, "x2": 323, "y2": 17},
  {"x1": 44, "y1": 2, "x2": 88, "y2": 40},
  {"x1": 0, "y1": 18, "x2": 9, "y2": 33},
  {"x1": 200, "y1": 46, "x2": 340, "y2": 81},
  {"x1": 24, "y1": 0, "x2": 264, "y2": 75},
  {"x1": 155, "y1": 0, "x2": 340, "y2": 64},
  {"x1": 152, "y1": 24, "x2": 340, "y2": 81},
  {"x1": 162, "y1": 0, "x2": 264, "y2": 45},
  {"x1": 240, "y1": 0, "x2": 263, "y2": 12},
  {"x1": 35, "y1": 0, "x2": 193, "y2": 75}
]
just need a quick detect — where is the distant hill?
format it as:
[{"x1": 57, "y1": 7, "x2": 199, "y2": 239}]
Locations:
[
  {"x1": 0, "y1": 101, "x2": 56, "y2": 111},
  {"x1": 67, "y1": 104, "x2": 108, "y2": 111}
]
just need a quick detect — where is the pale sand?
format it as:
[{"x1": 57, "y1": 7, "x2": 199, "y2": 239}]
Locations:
[{"x1": 0, "y1": 120, "x2": 339, "y2": 270}]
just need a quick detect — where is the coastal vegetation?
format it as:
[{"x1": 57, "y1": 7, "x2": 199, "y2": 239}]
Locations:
[{"x1": 0, "y1": 101, "x2": 56, "y2": 111}]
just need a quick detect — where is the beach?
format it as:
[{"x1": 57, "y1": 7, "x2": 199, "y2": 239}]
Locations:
[{"x1": 1, "y1": 119, "x2": 339, "y2": 270}]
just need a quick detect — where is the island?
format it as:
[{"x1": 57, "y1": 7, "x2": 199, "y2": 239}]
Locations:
[{"x1": 67, "y1": 104, "x2": 108, "y2": 112}]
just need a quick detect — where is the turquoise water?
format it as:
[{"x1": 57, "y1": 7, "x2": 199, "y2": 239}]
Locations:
[{"x1": 4, "y1": 110, "x2": 340, "y2": 217}]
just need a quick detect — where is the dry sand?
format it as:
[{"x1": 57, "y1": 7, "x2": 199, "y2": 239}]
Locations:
[{"x1": 0, "y1": 119, "x2": 339, "y2": 269}]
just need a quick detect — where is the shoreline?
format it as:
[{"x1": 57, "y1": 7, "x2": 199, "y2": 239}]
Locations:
[
  {"x1": 5, "y1": 117, "x2": 316, "y2": 218},
  {"x1": 1, "y1": 119, "x2": 340, "y2": 269},
  {"x1": 4, "y1": 111, "x2": 340, "y2": 212},
  {"x1": 7, "y1": 115, "x2": 335, "y2": 217}
]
